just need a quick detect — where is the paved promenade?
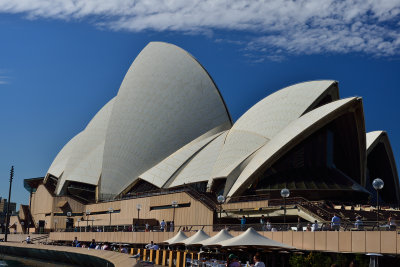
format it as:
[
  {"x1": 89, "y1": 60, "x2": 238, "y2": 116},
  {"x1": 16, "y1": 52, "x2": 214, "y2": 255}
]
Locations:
[{"x1": 0, "y1": 242, "x2": 137, "y2": 267}]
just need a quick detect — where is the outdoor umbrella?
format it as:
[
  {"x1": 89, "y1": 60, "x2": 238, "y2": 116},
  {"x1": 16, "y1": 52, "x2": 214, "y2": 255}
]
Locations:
[
  {"x1": 196, "y1": 229, "x2": 233, "y2": 247},
  {"x1": 183, "y1": 230, "x2": 210, "y2": 246},
  {"x1": 163, "y1": 230, "x2": 189, "y2": 245},
  {"x1": 217, "y1": 227, "x2": 294, "y2": 250}
]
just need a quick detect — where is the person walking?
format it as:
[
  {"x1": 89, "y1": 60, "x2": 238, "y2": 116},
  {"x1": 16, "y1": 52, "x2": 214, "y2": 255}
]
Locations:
[
  {"x1": 331, "y1": 213, "x2": 341, "y2": 231},
  {"x1": 240, "y1": 216, "x2": 246, "y2": 231},
  {"x1": 160, "y1": 219, "x2": 166, "y2": 232},
  {"x1": 260, "y1": 215, "x2": 266, "y2": 231},
  {"x1": 355, "y1": 216, "x2": 363, "y2": 230}
]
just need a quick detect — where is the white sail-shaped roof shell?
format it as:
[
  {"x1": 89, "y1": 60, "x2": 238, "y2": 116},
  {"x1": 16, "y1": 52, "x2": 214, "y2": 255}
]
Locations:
[
  {"x1": 139, "y1": 124, "x2": 230, "y2": 188},
  {"x1": 367, "y1": 131, "x2": 386, "y2": 151},
  {"x1": 168, "y1": 131, "x2": 228, "y2": 187},
  {"x1": 47, "y1": 98, "x2": 115, "y2": 193},
  {"x1": 227, "y1": 97, "x2": 365, "y2": 197},
  {"x1": 46, "y1": 132, "x2": 83, "y2": 179},
  {"x1": 366, "y1": 131, "x2": 400, "y2": 203},
  {"x1": 55, "y1": 98, "x2": 115, "y2": 194},
  {"x1": 211, "y1": 81, "x2": 339, "y2": 180},
  {"x1": 101, "y1": 42, "x2": 231, "y2": 198}
]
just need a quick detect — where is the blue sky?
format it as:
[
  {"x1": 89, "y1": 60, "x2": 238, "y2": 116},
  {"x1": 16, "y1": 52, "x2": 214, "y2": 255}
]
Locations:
[{"x1": 0, "y1": 1, "x2": 400, "y2": 206}]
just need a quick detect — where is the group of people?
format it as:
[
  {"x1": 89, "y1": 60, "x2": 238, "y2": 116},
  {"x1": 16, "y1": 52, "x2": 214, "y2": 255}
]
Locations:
[
  {"x1": 255, "y1": 213, "x2": 398, "y2": 232},
  {"x1": 142, "y1": 219, "x2": 174, "y2": 232},
  {"x1": 71, "y1": 237, "x2": 128, "y2": 253},
  {"x1": 226, "y1": 254, "x2": 265, "y2": 267}
]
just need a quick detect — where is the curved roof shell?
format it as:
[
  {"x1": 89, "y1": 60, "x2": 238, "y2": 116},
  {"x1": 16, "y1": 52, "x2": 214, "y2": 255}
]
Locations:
[
  {"x1": 47, "y1": 98, "x2": 115, "y2": 192},
  {"x1": 366, "y1": 131, "x2": 400, "y2": 203},
  {"x1": 139, "y1": 123, "x2": 230, "y2": 188},
  {"x1": 227, "y1": 97, "x2": 366, "y2": 197},
  {"x1": 101, "y1": 42, "x2": 232, "y2": 198},
  {"x1": 55, "y1": 98, "x2": 115, "y2": 194},
  {"x1": 211, "y1": 81, "x2": 339, "y2": 181},
  {"x1": 168, "y1": 131, "x2": 228, "y2": 188}
]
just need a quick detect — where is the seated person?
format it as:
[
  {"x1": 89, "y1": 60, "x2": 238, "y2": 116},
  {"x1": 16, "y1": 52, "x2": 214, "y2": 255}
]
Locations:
[
  {"x1": 145, "y1": 241, "x2": 154, "y2": 249},
  {"x1": 25, "y1": 235, "x2": 32, "y2": 244},
  {"x1": 89, "y1": 239, "x2": 96, "y2": 249},
  {"x1": 72, "y1": 237, "x2": 79, "y2": 247}
]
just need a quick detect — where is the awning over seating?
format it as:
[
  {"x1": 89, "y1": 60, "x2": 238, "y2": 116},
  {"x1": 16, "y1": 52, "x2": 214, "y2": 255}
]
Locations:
[
  {"x1": 183, "y1": 230, "x2": 210, "y2": 246},
  {"x1": 163, "y1": 231, "x2": 188, "y2": 245},
  {"x1": 196, "y1": 229, "x2": 233, "y2": 247},
  {"x1": 217, "y1": 227, "x2": 294, "y2": 250}
]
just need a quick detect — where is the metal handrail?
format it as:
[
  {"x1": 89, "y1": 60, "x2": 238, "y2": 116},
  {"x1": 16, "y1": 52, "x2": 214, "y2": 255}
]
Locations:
[{"x1": 52, "y1": 220, "x2": 397, "y2": 233}]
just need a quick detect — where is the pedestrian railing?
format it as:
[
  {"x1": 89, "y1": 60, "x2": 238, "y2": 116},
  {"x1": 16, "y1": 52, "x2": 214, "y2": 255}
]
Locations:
[{"x1": 52, "y1": 220, "x2": 399, "y2": 233}]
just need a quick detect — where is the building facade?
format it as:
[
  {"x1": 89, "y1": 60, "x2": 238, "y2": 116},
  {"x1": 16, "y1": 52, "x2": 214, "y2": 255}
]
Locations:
[{"x1": 20, "y1": 42, "x2": 399, "y2": 234}]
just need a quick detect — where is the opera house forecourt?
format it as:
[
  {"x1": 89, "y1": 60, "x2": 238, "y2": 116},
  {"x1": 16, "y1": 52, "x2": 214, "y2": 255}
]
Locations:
[{"x1": 6, "y1": 42, "x2": 400, "y2": 265}]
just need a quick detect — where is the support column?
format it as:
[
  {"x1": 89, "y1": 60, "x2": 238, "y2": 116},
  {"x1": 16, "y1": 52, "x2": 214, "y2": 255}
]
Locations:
[
  {"x1": 176, "y1": 251, "x2": 182, "y2": 267},
  {"x1": 183, "y1": 252, "x2": 187, "y2": 267},
  {"x1": 143, "y1": 249, "x2": 147, "y2": 261},
  {"x1": 150, "y1": 249, "x2": 154, "y2": 262},
  {"x1": 168, "y1": 251, "x2": 173, "y2": 267},
  {"x1": 155, "y1": 250, "x2": 160, "y2": 265}
]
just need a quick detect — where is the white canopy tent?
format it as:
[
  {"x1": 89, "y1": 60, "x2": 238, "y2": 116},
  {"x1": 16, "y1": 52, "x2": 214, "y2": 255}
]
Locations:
[
  {"x1": 163, "y1": 231, "x2": 189, "y2": 245},
  {"x1": 217, "y1": 228, "x2": 294, "y2": 250},
  {"x1": 195, "y1": 229, "x2": 233, "y2": 247},
  {"x1": 183, "y1": 230, "x2": 210, "y2": 245}
]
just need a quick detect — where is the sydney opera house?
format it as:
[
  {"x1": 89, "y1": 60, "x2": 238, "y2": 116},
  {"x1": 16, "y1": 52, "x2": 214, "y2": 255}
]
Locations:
[{"x1": 19, "y1": 42, "x2": 399, "y2": 234}]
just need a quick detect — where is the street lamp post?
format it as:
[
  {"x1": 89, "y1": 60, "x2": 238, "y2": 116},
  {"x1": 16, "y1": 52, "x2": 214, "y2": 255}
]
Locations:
[
  {"x1": 66, "y1": 211, "x2": 72, "y2": 231},
  {"x1": 281, "y1": 188, "x2": 290, "y2": 227},
  {"x1": 21, "y1": 221, "x2": 25, "y2": 234},
  {"x1": 77, "y1": 218, "x2": 80, "y2": 232},
  {"x1": 136, "y1": 204, "x2": 142, "y2": 230},
  {"x1": 54, "y1": 219, "x2": 58, "y2": 232},
  {"x1": 171, "y1": 201, "x2": 178, "y2": 226},
  {"x1": 217, "y1": 195, "x2": 225, "y2": 225},
  {"x1": 85, "y1": 210, "x2": 91, "y2": 229},
  {"x1": 372, "y1": 178, "x2": 384, "y2": 225},
  {"x1": 108, "y1": 207, "x2": 114, "y2": 227}
]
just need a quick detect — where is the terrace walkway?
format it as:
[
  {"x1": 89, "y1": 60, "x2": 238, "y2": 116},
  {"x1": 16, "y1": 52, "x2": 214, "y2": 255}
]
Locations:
[
  {"x1": 49, "y1": 229, "x2": 400, "y2": 255},
  {"x1": 0, "y1": 242, "x2": 137, "y2": 267}
]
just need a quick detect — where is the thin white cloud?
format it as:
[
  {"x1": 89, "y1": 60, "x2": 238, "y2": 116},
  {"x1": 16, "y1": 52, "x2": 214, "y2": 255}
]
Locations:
[
  {"x1": 0, "y1": 77, "x2": 8, "y2": 85},
  {"x1": 1, "y1": 0, "x2": 400, "y2": 58},
  {"x1": 0, "y1": 69, "x2": 10, "y2": 84}
]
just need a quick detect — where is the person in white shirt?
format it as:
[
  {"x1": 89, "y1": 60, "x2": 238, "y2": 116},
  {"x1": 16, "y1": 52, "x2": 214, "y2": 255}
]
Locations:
[
  {"x1": 145, "y1": 241, "x2": 154, "y2": 249},
  {"x1": 25, "y1": 235, "x2": 31, "y2": 244},
  {"x1": 266, "y1": 219, "x2": 272, "y2": 231},
  {"x1": 251, "y1": 255, "x2": 265, "y2": 267},
  {"x1": 311, "y1": 220, "x2": 319, "y2": 232}
]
